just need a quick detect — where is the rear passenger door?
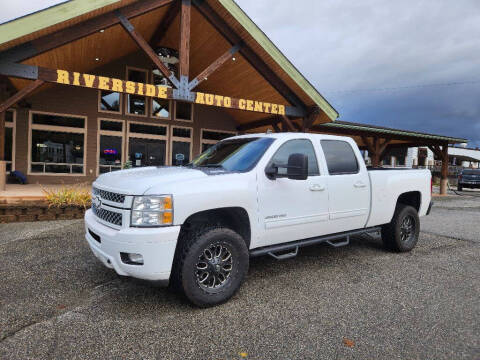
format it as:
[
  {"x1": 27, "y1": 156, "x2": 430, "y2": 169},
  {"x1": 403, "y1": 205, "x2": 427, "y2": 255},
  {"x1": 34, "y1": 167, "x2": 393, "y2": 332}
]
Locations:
[
  {"x1": 257, "y1": 139, "x2": 330, "y2": 246},
  {"x1": 320, "y1": 140, "x2": 370, "y2": 233}
]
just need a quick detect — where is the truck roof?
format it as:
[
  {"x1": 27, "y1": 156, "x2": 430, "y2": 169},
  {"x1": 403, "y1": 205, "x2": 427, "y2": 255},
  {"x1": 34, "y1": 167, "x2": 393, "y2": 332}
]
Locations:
[{"x1": 229, "y1": 132, "x2": 354, "y2": 142}]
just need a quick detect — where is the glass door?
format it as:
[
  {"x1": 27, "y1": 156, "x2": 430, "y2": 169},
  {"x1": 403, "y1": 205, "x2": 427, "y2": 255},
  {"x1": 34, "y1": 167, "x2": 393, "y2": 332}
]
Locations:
[{"x1": 129, "y1": 138, "x2": 166, "y2": 167}]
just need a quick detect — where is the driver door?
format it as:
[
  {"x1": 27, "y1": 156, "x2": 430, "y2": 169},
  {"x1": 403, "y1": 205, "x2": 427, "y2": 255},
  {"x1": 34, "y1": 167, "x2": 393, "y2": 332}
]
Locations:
[{"x1": 257, "y1": 139, "x2": 330, "y2": 247}]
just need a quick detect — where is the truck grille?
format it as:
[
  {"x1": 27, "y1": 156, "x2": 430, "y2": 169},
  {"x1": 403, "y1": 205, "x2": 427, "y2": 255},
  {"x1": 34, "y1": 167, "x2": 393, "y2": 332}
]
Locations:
[
  {"x1": 92, "y1": 204, "x2": 122, "y2": 226},
  {"x1": 92, "y1": 187, "x2": 126, "y2": 204}
]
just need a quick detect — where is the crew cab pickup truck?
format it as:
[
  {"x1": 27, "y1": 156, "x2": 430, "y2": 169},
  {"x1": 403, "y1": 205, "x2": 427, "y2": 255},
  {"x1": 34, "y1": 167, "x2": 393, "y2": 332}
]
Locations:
[{"x1": 85, "y1": 133, "x2": 432, "y2": 307}]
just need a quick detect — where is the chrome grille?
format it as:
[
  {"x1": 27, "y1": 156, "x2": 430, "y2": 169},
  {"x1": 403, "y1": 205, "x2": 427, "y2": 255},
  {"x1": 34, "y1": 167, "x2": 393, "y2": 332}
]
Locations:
[
  {"x1": 93, "y1": 187, "x2": 126, "y2": 204},
  {"x1": 92, "y1": 204, "x2": 122, "y2": 226}
]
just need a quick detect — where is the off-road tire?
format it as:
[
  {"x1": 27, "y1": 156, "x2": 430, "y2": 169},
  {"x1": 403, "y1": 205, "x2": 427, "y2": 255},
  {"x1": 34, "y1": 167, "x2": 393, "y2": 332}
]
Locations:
[
  {"x1": 381, "y1": 204, "x2": 420, "y2": 252},
  {"x1": 171, "y1": 226, "x2": 249, "y2": 307}
]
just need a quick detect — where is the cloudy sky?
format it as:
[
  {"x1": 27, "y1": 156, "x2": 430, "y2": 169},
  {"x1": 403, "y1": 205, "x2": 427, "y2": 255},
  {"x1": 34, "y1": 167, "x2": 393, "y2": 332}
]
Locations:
[
  {"x1": 2, "y1": 1, "x2": 479, "y2": 146},
  {"x1": 236, "y1": 0, "x2": 480, "y2": 146}
]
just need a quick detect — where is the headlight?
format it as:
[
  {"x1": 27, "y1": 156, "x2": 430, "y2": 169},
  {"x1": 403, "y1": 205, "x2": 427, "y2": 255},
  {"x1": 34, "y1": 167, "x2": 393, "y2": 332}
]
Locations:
[{"x1": 131, "y1": 195, "x2": 173, "y2": 227}]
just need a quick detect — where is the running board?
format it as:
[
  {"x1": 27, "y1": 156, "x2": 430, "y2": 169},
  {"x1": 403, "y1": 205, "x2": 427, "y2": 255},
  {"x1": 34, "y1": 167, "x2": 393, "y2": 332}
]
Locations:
[{"x1": 250, "y1": 227, "x2": 381, "y2": 259}]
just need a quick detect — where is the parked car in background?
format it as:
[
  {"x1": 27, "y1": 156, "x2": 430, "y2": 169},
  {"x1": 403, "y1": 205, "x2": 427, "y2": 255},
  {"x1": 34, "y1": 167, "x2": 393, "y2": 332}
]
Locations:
[
  {"x1": 457, "y1": 168, "x2": 480, "y2": 191},
  {"x1": 85, "y1": 133, "x2": 432, "y2": 307}
]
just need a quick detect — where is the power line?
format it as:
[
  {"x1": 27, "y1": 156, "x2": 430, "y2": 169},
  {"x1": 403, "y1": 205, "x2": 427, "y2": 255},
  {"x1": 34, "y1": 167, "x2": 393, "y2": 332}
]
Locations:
[{"x1": 324, "y1": 79, "x2": 480, "y2": 94}]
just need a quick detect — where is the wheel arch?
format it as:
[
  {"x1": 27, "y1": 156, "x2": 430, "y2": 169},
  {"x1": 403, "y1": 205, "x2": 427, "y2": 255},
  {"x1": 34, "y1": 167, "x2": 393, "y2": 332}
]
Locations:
[
  {"x1": 179, "y1": 207, "x2": 252, "y2": 249},
  {"x1": 396, "y1": 191, "x2": 421, "y2": 212}
]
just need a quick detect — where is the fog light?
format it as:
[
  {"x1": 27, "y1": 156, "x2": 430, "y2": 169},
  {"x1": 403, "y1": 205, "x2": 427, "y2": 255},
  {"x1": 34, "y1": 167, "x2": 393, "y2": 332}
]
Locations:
[
  {"x1": 128, "y1": 253, "x2": 144, "y2": 264},
  {"x1": 120, "y1": 252, "x2": 144, "y2": 265}
]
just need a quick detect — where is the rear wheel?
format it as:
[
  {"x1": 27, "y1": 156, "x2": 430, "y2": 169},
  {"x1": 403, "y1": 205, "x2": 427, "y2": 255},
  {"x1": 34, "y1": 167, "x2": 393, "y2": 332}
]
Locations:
[
  {"x1": 171, "y1": 226, "x2": 249, "y2": 307},
  {"x1": 381, "y1": 204, "x2": 420, "y2": 252}
]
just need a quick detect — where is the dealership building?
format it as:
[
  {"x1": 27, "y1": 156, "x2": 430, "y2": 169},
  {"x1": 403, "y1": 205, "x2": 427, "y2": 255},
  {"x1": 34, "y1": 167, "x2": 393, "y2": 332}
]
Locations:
[{"x1": 0, "y1": 0, "x2": 468, "y2": 194}]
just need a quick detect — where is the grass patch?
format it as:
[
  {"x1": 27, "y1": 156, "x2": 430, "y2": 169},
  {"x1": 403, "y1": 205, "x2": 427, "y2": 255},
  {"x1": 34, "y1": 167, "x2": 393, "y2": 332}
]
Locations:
[{"x1": 41, "y1": 184, "x2": 91, "y2": 209}]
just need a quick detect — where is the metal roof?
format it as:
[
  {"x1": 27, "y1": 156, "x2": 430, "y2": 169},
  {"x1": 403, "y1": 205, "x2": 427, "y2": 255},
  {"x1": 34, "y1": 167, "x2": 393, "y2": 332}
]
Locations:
[{"x1": 314, "y1": 121, "x2": 468, "y2": 143}]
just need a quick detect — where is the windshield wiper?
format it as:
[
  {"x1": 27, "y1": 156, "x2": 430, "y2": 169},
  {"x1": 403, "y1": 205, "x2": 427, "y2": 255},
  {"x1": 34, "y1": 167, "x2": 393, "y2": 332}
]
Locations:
[{"x1": 201, "y1": 164, "x2": 224, "y2": 168}]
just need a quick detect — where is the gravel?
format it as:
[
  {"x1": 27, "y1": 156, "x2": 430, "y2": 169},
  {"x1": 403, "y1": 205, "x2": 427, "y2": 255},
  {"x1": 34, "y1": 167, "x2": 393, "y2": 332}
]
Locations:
[{"x1": 0, "y1": 197, "x2": 478, "y2": 360}]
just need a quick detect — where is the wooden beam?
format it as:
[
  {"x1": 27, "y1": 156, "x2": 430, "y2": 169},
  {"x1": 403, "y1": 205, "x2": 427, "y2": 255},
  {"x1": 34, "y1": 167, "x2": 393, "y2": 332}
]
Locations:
[
  {"x1": 0, "y1": 65, "x2": 303, "y2": 116},
  {"x1": 237, "y1": 116, "x2": 280, "y2": 131},
  {"x1": 378, "y1": 138, "x2": 391, "y2": 156},
  {"x1": 192, "y1": 0, "x2": 307, "y2": 115},
  {"x1": 189, "y1": 43, "x2": 242, "y2": 90},
  {"x1": 272, "y1": 122, "x2": 281, "y2": 132},
  {"x1": 361, "y1": 136, "x2": 375, "y2": 154},
  {"x1": 0, "y1": 0, "x2": 175, "y2": 63},
  {"x1": 303, "y1": 107, "x2": 321, "y2": 131},
  {"x1": 281, "y1": 115, "x2": 296, "y2": 132},
  {"x1": 0, "y1": 80, "x2": 44, "y2": 114},
  {"x1": 150, "y1": 1, "x2": 180, "y2": 46},
  {"x1": 179, "y1": 0, "x2": 191, "y2": 79},
  {"x1": 117, "y1": 13, "x2": 179, "y2": 88}
]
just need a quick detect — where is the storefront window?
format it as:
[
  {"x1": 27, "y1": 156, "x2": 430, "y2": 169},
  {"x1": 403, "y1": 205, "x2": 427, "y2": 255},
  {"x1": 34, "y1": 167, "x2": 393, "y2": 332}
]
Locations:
[
  {"x1": 4, "y1": 110, "x2": 15, "y2": 173},
  {"x1": 200, "y1": 129, "x2": 235, "y2": 152},
  {"x1": 126, "y1": 68, "x2": 147, "y2": 116},
  {"x1": 150, "y1": 47, "x2": 177, "y2": 119},
  {"x1": 175, "y1": 101, "x2": 193, "y2": 121},
  {"x1": 31, "y1": 130, "x2": 84, "y2": 174},
  {"x1": 98, "y1": 119, "x2": 124, "y2": 174},
  {"x1": 170, "y1": 127, "x2": 192, "y2": 166},
  {"x1": 99, "y1": 136, "x2": 122, "y2": 174},
  {"x1": 99, "y1": 90, "x2": 121, "y2": 113},
  {"x1": 30, "y1": 112, "x2": 86, "y2": 174},
  {"x1": 152, "y1": 98, "x2": 170, "y2": 119},
  {"x1": 128, "y1": 122, "x2": 167, "y2": 168}
]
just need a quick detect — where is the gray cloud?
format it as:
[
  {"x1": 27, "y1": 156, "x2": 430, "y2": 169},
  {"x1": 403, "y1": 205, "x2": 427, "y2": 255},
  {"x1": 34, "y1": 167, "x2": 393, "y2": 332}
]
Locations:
[{"x1": 236, "y1": 0, "x2": 480, "y2": 146}]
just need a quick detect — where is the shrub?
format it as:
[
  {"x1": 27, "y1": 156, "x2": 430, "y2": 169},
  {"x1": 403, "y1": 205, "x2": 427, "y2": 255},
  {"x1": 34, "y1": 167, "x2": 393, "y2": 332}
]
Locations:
[{"x1": 42, "y1": 184, "x2": 91, "y2": 209}]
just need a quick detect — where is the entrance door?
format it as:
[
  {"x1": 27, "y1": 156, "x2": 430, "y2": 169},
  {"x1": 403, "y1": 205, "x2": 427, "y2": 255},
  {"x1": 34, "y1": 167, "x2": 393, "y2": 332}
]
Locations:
[
  {"x1": 129, "y1": 138, "x2": 166, "y2": 167},
  {"x1": 257, "y1": 139, "x2": 330, "y2": 247}
]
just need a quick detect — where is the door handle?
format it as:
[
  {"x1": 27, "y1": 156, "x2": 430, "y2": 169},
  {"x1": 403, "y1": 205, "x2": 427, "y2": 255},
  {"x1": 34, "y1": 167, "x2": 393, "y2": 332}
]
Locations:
[
  {"x1": 354, "y1": 181, "x2": 367, "y2": 188},
  {"x1": 310, "y1": 184, "x2": 325, "y2": 191}
]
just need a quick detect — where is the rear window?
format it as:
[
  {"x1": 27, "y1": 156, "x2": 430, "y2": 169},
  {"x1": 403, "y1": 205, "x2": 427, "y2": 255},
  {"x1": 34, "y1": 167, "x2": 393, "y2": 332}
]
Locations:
[{"x1": 321, "y1": 140, "x2": 359, "y2": 175}]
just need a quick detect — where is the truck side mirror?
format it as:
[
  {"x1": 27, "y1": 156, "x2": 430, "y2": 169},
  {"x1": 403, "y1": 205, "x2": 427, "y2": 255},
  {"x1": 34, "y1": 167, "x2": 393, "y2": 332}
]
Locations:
[
  {"x1": 265, "y1": 154, "x2": 309, "y2": 180},
  {"x1": 287, "y1": 153, "x2": 308, "y2": 180}
]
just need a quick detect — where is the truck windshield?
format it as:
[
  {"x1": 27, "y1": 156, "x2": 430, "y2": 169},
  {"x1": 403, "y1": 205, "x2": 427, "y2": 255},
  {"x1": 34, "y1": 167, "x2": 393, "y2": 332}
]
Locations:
[{"x1": 189, "y1": 137, "x2": 274, "y2": 172}]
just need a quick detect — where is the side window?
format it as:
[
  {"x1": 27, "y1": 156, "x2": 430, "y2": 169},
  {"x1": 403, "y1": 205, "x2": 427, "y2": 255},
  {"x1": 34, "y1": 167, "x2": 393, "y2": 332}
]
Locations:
[
  {"x1": 321, "y1": 140, "x2": 359, "y2": 175},
  {"x1": 269, "y1": 139, "x2": 320, "y2": 176}
]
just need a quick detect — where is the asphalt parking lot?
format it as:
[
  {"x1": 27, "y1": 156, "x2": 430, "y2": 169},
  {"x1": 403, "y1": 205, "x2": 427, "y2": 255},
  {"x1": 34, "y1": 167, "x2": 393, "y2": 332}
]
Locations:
[{"x1": 0, "y1": 193, "x2": 479, "y2": 359}]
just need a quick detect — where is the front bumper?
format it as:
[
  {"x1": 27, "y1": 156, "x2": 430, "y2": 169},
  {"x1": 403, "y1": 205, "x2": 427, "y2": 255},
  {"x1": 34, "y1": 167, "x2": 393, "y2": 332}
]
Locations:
[{"x1": 84, "y1": 209, "x2": 180, "y2": 282}]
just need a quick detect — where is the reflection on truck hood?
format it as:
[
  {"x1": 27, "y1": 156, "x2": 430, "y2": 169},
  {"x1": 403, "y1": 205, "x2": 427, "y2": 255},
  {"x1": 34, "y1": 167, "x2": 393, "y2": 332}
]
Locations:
[{"x1": 93, "y1": 166, "x2": 210, "y2": 195}]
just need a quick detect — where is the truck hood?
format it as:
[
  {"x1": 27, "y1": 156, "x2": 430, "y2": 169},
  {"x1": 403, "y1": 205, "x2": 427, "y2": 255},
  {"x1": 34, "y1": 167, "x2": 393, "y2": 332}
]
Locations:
[{"x1": 93, "y1": 166, "x2": 208, "y2": 195}]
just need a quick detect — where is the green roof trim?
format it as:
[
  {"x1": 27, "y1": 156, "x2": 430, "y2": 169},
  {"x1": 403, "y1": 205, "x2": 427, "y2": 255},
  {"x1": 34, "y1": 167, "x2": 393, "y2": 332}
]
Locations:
[
  {"x1": 317, "y1": 121, "x2": 468, "y2": 143},
  {"x1": 219, "y1": 0, "x2": 339, "y2": 121},
  {"x1": 0, "y1": 0, "x2": 120, "y2": 45}
]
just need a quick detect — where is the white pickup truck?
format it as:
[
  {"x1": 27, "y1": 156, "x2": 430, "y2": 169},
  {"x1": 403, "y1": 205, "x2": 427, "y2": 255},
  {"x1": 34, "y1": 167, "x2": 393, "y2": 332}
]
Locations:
[{"x1": 85, "y1": 133, "x2": 432, "y2": 307}]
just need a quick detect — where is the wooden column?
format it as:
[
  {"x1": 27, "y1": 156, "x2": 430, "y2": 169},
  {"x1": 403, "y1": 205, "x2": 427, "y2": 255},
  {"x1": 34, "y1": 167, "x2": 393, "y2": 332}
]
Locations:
[
  {"x1": 429, "y1": 144, "x2": 449, "y2": 195},
  {"x1": 440, "y1": 144, "x2": 449, "y2": 195},
  {"x1": 179, "y1": 0, "x2": 191, "y2": 80},
  {"x1": 0, "y1": 111, "x2": 5, "y2": 161},
  {"x1": 0, "y1": 111, "x2": 5, "y2": 190}
]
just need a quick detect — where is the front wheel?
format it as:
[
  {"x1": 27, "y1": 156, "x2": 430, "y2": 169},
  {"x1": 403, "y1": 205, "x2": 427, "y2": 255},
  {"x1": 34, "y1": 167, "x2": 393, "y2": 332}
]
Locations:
[
  {"x1": 172, "y1": 226, "x2": 249, "y2": 307},
  {"x1": 381, "y1": 204, "x2": 420, "y2": 252}
]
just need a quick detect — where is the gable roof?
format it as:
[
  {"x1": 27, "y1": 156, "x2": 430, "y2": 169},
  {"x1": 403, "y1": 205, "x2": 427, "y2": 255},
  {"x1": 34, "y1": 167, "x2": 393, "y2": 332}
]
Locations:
[{"x1": 0, "y1": 0, "x2": 338, "y2": 122}]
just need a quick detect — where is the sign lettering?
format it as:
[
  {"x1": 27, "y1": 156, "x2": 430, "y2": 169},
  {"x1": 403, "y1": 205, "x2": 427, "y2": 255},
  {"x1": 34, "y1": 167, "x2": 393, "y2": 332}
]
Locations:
[{"x1": 53, "y1": 69, "x2": 287, "y2": 115}]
